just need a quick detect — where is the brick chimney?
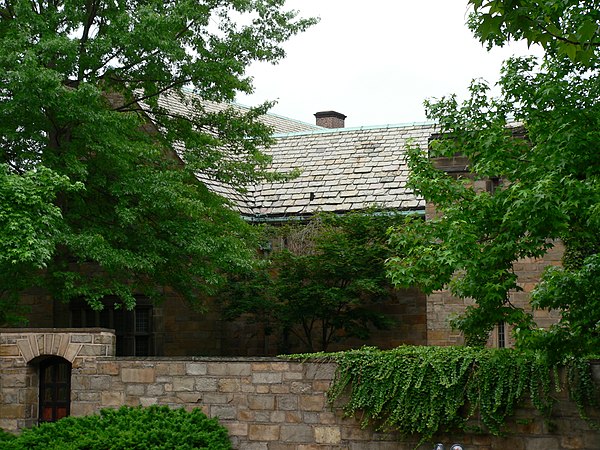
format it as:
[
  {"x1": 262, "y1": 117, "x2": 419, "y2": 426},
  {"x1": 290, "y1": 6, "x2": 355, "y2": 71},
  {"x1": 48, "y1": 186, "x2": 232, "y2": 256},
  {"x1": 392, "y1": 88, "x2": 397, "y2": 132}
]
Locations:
[{"x1": 314, "y1": 111, "x2": 346, "y2": 129}]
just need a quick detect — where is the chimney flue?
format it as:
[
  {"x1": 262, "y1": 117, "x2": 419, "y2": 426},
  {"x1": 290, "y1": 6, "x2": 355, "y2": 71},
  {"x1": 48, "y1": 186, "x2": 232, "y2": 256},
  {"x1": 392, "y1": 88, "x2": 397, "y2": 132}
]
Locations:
[{"x1": 314, "y1": 111, "x2": 346, "y2": 129}]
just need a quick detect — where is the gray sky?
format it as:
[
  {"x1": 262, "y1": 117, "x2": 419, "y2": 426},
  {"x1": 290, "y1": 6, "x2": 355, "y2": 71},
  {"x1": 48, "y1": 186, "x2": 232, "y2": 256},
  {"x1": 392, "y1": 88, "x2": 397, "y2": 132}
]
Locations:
[{"x1": 236, "y1": 0, "x2": 539, "y2": 128}]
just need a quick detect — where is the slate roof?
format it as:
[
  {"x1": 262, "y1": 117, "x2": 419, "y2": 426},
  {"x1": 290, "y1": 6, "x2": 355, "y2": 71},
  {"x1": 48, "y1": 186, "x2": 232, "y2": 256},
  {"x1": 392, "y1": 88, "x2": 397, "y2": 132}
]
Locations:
[
  {"x1": 155, "y1": 92, "x2": 435, "y2": 219},
  {"x1": 244, "y1": 124, "x2": 434, "y2": 219},
  {"x1": 157, "y1": 91, "x2": 322, "y2": 134}
]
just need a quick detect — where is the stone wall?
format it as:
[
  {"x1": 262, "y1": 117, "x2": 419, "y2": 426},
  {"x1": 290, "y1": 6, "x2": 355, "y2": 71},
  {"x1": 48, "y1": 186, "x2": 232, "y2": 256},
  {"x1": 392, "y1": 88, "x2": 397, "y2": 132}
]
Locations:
[{"x1": 2, "y1": 330, "x2": 599, "y2": 449}]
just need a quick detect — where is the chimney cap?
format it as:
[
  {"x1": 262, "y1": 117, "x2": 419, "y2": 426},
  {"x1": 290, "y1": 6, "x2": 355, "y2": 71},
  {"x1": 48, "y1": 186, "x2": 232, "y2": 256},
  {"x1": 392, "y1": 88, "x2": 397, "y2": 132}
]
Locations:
[{"x1": 314, "y1": 111, "x2": 347, "y2": 120}]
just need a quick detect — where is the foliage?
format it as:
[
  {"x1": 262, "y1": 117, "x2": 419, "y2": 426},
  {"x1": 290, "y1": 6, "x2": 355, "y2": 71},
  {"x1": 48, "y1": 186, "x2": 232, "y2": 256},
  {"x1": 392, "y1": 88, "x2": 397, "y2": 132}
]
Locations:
[
  {"x1": 387, "y1": 48, "x2": 600, "y2": 354},
  {"x1": 222, "y1": 210, "x2": 401, "y2": 353},
  {"x1": 468, "y1": 0, "x2": 600, "y2": 65},
  {"x1": 0, "y1": 0, "x2": 316, "y2": 323},
  {"x1": 0, "y1": 405, "x2": 231, "y2": 449},
  {"x1": 0, "y1": 428, "x2": 15, "y2": 442},
  {"x1": 290, "y1": 346, "x2": 598, "y2": 446}
]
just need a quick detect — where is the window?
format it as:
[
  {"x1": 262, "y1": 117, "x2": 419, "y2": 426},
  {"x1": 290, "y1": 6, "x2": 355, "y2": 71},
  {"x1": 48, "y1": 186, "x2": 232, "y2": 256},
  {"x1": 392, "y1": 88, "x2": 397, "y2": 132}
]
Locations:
[
  {"x1": 39, "y1": 357, "x2": 71, "y2": 423},
  {"x1": 70, "y1": 297, "x2": 153, "y2": 356},
  {"x1": 498, "y1": 321, "x2": 506, "y2": 348}
]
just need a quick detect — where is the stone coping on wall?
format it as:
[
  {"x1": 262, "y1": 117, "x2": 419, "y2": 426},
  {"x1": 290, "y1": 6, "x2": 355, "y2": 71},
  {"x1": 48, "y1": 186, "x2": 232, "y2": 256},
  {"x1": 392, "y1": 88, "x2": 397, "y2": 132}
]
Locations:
[{"x1": 0, "y1": 328, "x2": 116, "y2": 333}]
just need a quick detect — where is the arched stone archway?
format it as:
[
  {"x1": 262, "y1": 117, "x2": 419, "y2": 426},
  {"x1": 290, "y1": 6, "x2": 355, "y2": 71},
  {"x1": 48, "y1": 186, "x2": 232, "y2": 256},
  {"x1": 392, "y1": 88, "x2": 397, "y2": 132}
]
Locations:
[
  {"x1": 16, "y1": 333, "x2": 83, "y2": 364},
  {"x1": 1, "y1": 329, "x2": 115, "y2": 431}
]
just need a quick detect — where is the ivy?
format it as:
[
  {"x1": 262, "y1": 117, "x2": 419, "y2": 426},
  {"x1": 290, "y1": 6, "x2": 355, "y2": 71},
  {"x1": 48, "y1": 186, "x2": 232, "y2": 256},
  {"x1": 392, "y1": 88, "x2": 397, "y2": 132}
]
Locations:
[{"x1": 289, "y1": 346, "x2": 598, "y2": 446}]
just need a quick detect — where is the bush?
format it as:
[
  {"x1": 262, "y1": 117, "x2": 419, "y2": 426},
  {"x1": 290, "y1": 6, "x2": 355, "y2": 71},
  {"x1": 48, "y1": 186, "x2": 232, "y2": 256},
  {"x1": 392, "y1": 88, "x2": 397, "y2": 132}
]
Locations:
[
  {"x1": 0, "y1": 406, "x2": 231, "y2": 449},
  {"x1": 0, "y1": 428, "x2": 15, "y2": 442}
]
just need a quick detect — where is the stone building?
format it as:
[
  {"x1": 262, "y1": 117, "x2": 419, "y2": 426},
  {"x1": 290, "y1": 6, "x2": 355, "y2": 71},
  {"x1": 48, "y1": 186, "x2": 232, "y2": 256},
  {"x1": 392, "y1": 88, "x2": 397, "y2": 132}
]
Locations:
[
  {"x1": 0, "y1": 96, "x2": 573, "y2": 442},
  {"x1": 6, "y1": 94, "x2": 562, "y2": 356}
]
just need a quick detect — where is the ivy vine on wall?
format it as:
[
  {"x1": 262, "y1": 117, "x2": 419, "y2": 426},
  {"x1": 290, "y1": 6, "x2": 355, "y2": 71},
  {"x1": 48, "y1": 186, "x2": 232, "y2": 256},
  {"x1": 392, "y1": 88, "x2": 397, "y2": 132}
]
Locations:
[{"x1": 289, "y1": 346, "x2": 598, "y2": 445}]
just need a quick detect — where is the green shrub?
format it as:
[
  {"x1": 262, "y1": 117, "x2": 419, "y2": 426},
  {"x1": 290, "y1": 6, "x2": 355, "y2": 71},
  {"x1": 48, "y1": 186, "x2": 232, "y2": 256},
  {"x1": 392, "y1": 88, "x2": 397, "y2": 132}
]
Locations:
[
  {"x1": 1, "y1": 406, "x2": 231, "y2": 450},
  {"x1": 0, "y1": 428, "x2": 16, "y2": 442}
]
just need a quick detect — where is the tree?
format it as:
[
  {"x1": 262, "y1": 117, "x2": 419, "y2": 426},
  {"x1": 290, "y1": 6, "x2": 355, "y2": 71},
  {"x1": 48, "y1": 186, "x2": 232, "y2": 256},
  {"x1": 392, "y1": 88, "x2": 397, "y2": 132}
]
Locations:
[
  {"x1": 387, "y1": 4, "x2": 600, "y2": 356},
  {"x1": 468, "y1": 0, "x2": 600, "y2": 65},
  {"x1": 223, "y1": 211, "x2": 399, "y2": 353},
  {"x1": 0, "y1": 0, "x2": 316, "y2": 324}
]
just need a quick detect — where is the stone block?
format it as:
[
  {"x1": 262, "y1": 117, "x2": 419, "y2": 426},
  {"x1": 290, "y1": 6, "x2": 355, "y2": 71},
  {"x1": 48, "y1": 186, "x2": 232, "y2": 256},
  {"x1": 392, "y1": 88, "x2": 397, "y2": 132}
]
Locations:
[
  {"x1": 101, "y1": 391, "x2": 124, "y2": 407},
  {"x1": 251, "y1": 362, "x2": 272, "y2": 372},
  {"x1": 238, "y1": 409, "x2": 254, "y2": 422},
  {"x1": 89, "y1": 376, "x2": 111, "y2": 390},
  {"x1": 225, "y1": 422, "x2": 248, "y2": 437},
  {"x1": 318, "y1": 411, "x2": 337, "y2": 424},
  {"x1": 70, "y1": 402, "x2": 99, "y2": 417},
  {"x1": 155, "y1": 363, "x2": 186, "y2": 376},
  {"x1": 97, "y1": 362, "x2": 120, "y2": 375},
  {"x1": 207, "y1": 362, "x2": 251, "y2": 376},
  {"x1": 71, "y1": 334, "x2": 93, "y2": 343},
  {"x1": 248, "y1": 395, "x2": 275, "y2": 410},
  {"x1": 248, "y1": 424, "x2": 280, "y2": 441},
  {"x1": 256, "y1": 385, "x2": 270, "y2": 394},
  {"x1": 0, "y1": 404, "x2": 25, "y2": 419},
  {"x1": 270, "y1": 384, "x2": 290, "y2": 394},
  {"x1": 93, "y1": 334, "x2": 114, "y2": 344},
  {"x1": 218, "y1": 378, "x2": 241, "y2": 393},
  {"x1": 175, "y1": 392, "x2": 202, "y2": 403},
  {"x1": 146, "y1": 384, "x2": 165, "y2": 396},
  {"x1": 57, "y1": 334, "x2": 70, "y2": 356},
  {"x1": 290, "y1": 382, "x2": 312, "y2": 394},
  {"x1": 299, "y1": 395, "x2": 325, "y2": 411},
  {"x1": 125, "y1": 384, "x2": 145, "y2": 396},
  {"x1": 285, "y1": 411, "x2": 302, "y2": 423},
  {"x1": 16, "y1": 340, "x2": 34, "y2": 363},
  {"x1": 122, "y1": 368, "x2": 155, "y2": 383},
  {"x1": 270, "y1": 411, "x2": 286, "y2": 423},
  {"x1": 2, "y1": 389, "x2": 18, "y2": 404},
  {"x1": 276, "y1": 395, "x2": 298, "y2": 411},
  {"x1": 283, "y1": 372, "x2": 303, "y2": 381},
  {"x1": 280, "y1": 424, "x2": 314, "y2": 443},
  {"x1": 302, "y1": 412, "x2": 320, "y2": 424},
  {"x1": 74, "y1": 392, "x2": 99, "y2": 402},
  {"x1": 140, "y1": 397, "x2": 158, "y2": 407},
  {"x1": 269, "y1": 362, "x2": 290, "y2": 372},
  {"x1": 172, "y1": 377, "x2": 195, "y2": 392},
  {"x1": 1, "y1": 374, "x2": 26, "y2": 388},
  {"x1": 312, "y1": 380, "x2": 331, "y2": 392},
  {"x1": 0, "y1": 345, "x2": 20, "y2": 357},
  {"x1": 195, "y1": 377, "x2": 218, "y2": 392},
  {"x1": 315, "y1": 426, "x2": 341, "y2": 444},
  {"x1": 252, "y1": 372, "x2": 283, "y2": 384},
  {"x1": 210, "y1": 405, "x2": 237, "y2": 420},
  {"x1": 200, "y1": 392, "x2": 229, "y2": 404},
  {"x1": 63, "y1": 344, "x2": 82, "y2": 362},
  {"x1": 253, "y1": 411, "x2": 271, "y2": 422},
  {"x1": 185, "y1": 363, "x2": 207, "y2": 376}
]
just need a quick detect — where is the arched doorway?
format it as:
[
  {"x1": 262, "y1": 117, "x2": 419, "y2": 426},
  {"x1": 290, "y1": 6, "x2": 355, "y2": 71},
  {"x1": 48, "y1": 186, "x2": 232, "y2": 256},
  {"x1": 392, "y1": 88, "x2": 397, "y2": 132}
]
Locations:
[{"x1": 38, "y1": 356, "x2": 71, "y2": 423}]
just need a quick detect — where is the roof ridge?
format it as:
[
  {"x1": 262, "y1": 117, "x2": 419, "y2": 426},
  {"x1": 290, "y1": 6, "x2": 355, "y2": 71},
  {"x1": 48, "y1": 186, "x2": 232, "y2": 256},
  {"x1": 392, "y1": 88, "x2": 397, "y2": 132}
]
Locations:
[
  {"x1": 231, "y1": 100, "x2": 323, "y2": 130},
  {"x1": 272, "y1": 121, "x2": 437, "y2": 138}
]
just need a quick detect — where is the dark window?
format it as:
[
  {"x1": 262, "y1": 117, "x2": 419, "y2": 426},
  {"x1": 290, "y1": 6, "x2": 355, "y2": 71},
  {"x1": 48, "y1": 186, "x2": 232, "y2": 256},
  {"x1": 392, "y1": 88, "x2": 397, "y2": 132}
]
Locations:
[
  {"x1": 498, "y1": 321, "x2": 506, "y2": 348},
  {"x1": 70, "y1": 298, "x2": 153, "y2": 356},
  {"x1": 39, "y1": 357, "x2": 71, "y2": 423}
]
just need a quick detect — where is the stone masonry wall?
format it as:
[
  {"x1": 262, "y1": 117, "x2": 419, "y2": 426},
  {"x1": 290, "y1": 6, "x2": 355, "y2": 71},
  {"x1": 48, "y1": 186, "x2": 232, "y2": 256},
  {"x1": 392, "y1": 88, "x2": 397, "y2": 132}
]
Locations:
[{"x1": 2, "y1": 330, "x2": 599, "y2": 449}]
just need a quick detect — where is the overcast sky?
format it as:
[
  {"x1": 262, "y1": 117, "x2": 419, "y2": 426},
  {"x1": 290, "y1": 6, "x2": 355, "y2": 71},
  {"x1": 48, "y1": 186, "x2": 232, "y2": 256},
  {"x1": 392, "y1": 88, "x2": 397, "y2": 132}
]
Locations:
[{"x1": 236, "y1": 0, "x2": 540, "y2": 128}]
